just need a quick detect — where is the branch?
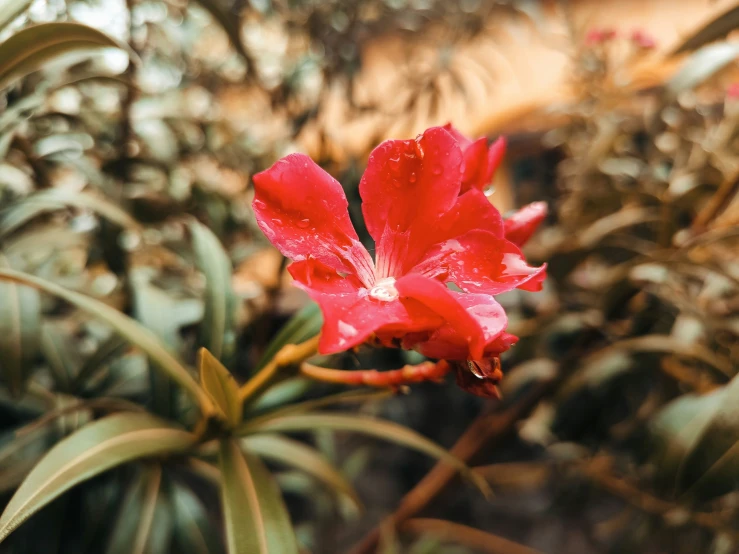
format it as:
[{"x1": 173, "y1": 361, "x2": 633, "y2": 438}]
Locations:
[
  {"x1": 349, "y1": 379, "x2": 554, "y2": 554},
  {"x1": 401, "y1": 518, "x2": 543, "y2": 554}
]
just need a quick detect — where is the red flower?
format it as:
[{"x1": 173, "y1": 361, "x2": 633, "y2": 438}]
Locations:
[
  {"x1": 630, "y1": 29, "x2": 656, "y2": 49},
  {"x1": 504, "y1": 201, "x2": 548, "y2": 247},
  {"x1": 442, "y1": 123, "x2": 506, "y2": 193},
  {"x1": 584, "y1": 28, "x2": 617, "y2": 46},
  {"x1": 252, "y1": 126, "x2": 546, "y2": 364}
]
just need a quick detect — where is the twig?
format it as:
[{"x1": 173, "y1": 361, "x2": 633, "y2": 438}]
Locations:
[
  {"x1": 580, "y1": 456, "x2": 739, "y2": 540},
  {"x1": 692, "y1": 168, "x2": 739, "y2": 232},
  {"x1": 238, "y1": 335, "x2": 320, "y2": 401},
  {"x1": 401, "y1": 518, "x2": 543, "y2": 554},
  {"x1": 348, "y1": 379, "x2": 554, "y2": 554},
  {"x1": 300, "y1": 360, "x2": 450, "y2": 388}
]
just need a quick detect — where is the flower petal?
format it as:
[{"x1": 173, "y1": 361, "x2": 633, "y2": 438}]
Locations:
[
  {"x1": 411, "y1": 230, "x2": 547, "y2": 294},
  {"x1": 395, "y1": 274, "x2": 487, "y2": 359},
  {"x1": 253, "y1": 154, "x2": 374, "y2": 287},
  {"x1": 289, "y1": 260, "x2": 442, "y2": 355},
  {"x1": 410, "y1": 292, "x2": 515, "y2": 360},
  {"x1": 504, "y1": 201, "x2": 548, "y2": 247},
  {"x1": 360, "y1": 126, "x2": 464, "y2": 278},
  {"x1": 443, "y1": 124, "x2": 506, "y2": 193},
  {"x1": 453, "y1": 360, "x2": 503, "y2": 398}
]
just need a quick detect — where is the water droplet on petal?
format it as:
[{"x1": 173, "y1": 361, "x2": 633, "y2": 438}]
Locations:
[
  {"x1": 468, "y1": 360, "x2": 485, "y2": 379},
  {"x1": 388, "y1": 156, "x2": 401, "y2": 171},
  {"x1": 297, "y1": 218, "x2": 310, "y2": 229},
  {"x1": 409, "y1": 173, "x2": 417, "y2": 183},
  {"x1": 432, "y1": 164, "x2": 443, "y2": 175},
  {"x1": 483, "y1": 185, "x2": 495, "y2": 197},
  {"x1": 272, "y1": 218, "x2": 283, "y2": 226}
]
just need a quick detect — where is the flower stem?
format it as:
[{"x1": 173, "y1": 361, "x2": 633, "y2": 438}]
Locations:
[
  {"x1": 238, "y1": 335, "x2": 320, "y2": 402},
  {"x1": 300, "y1": 360, "x2": 450, "y2": 388}
]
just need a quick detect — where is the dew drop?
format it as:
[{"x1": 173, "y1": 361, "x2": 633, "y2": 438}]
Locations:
[
  {"x1": 388, "y1": 156, "x2": 401, "y2": 171},
  {"x1": 409, "y1": 173, "x2": 417, "y2": 183},
  {"x1": 272, "y1": 218, "x2": 283, "y2": 226},
  {"x1": 297, "y1": 218, "x2": 310, "y2": 229},
  {"x1": 432, "y1": 164, "x2": 443, "y2": 175},
  {"x1": 483, "y1": 185, "x2": 495, "y2": 197},
  {"x1": 468, "y1": 360, "x2": 485, "y2": 379}
]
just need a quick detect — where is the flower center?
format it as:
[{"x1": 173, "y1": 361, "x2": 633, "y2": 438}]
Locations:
[{"x1": 368, "y1": 277, "x2": 399, "y2": 302}]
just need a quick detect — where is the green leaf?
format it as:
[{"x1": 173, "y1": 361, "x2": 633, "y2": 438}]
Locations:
[
  {"x1": 146, "y1": 485, "x2": 174, "y2": 554},
  {"x1": 0, "y1": 256, "x2": 41, "y2": 396},
  {"x1": 218, "y1": 438, "x2": 299, "y2": 554},
  {"x1": 189, "y1": 220, "x2": 236, "y2": 361},
  {"x1": 199, "y1": 348, "x2": 242, "y2": 427},
  {"x1": 255, "y1": 302, "x2": 322, "y2": 371},
  {"x1": 650, "y1": 388, "x2": 725, "y2": 495},
  {"x1": 0, "y1": 412, "x2": 195, "y2": 543},
  {"x1": 673, "y1": 372, "x2": 739, "y2": 500},
  {"x1": 239, "y1": 414, "x2": 486, "y2": 493},
  {"x1": 0, "y1": 22, "x2": 134, "y2": 90},
  {"x1": 0, "y1": 0, "x2": 32, "y2": 33},
  {"x1": 0, "y1": 188, "x2": 141, "y2": 239},
  {"x1": 171, "y1": 482, "x2": 223, "y2": 554},
  {"x1": 106, "y1": 465, "x2": 162, "y2": 554},
  {"x1": 40, "y1": 321, "x2": 79, "y2": 392},
  {"x1": 73, "y1": 334, "x2": 128, "y2": 392},
  {"x1": 0, "y1": 267, "x2": 213, "y2": 414},
  {"x1": 671, "y1": 4, "x2": 739, "y2": 54},
  {"x1": 247, "y1": 389, "x2": 393, "y2": 426},
  {"x1": 248, "y1": 377, "x2": 312, "y2": 413},
  {"x1": 130, "y1": 270, "x2": 202, "y2": 418},
  {"x1": 242, "y1": 434, "x2": 361, "y2": 513},
  {"x1": 666, "y1": 42, "x2": 739, "y2": 98}
]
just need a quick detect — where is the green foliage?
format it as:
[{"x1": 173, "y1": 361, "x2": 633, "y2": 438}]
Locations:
[{"x1": 0, "y1": 1, "x2": 496, "y2": 551}]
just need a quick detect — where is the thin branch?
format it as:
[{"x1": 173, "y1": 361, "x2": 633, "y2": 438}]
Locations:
[
  {"x1": 238, "y1": 334, "x2": 320, "y2": 401},
  {"x1": 401, "y1": 518, "x2": 543, "y2": 554},
  {"x1": 580, "y1": 456, "x2": 739, "y2": 540},
  {"x1": 349, "y1": 379, "x2": 554, "y2": 554}
]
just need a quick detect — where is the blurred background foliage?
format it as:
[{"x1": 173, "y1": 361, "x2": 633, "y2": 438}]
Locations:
[{"x1": 1, "y1": 0, "x2": 739, "y2": 553}]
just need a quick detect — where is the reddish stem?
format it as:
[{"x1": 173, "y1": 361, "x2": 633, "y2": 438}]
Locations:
[{"x1": 300, "y1": 360, "x2": 451, "y2": 388}]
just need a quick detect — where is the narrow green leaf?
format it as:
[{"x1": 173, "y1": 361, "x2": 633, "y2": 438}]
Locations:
[
  {"x1": 0, "y1": 268, "x2": 212, "y2": 413},
  {"x1": 246, "y1": 389, "x2": 393, "y2": 426},
  {"x1": 666, "y1": 42, "x2": 739, "y2": 98},
  {"x1": 0, "y1": 256, "x2": 41, "y2": 396},
  {"x1": 0, "y1": 0, "x2": 32, "y2": 33},
  {"x1": 0, "y1": 188, "x2": 141, "y2": 239},
  {"x1": 248, "y1": 377, "x2": 312, "y2": 413},
  {"x1": 239, "y1": 414, "x2": 485, "y2": 493},
  {"x1": 242, "y1": 434, "x2": 361, "y2": 513},
  {"x1": 189, "y1": 220, "x2": 236, "y2": 361},
  {"x1": 171, "y1": 482, "x2": 223, "y2": 554},
  {"x1": 106, "y1": 465, "x2": 162, "y2": 554},
  {"x1": 130, "y1": 271, "x2": 201, "y2": 417},
  {"x1": 650, "y1": 388, "x2": 725, "y2": 494},
  {"x1": 218, "y1": 438, "x2": 299, "y2": 554},
  {"x1": 0, "y1": 22, "x2": 134, "y2": 90},
  {"x1": 255, "y1": 302, "x2": 322, "y2": 371},
  {"x1": 40, "y1": 321, "x2": 79, "y2": 392},
  {"x1": 73, "y1": 334, "x2": 128, "y2": 392},
  {"x1": 147, "y1": 490, "x2": 175, "y2": 554},
  {"x1": 676, "y1": 371, "x2": 739, "y2": 500},
  {"x1": 0, "y1": 412, "x2": 195, "y2": 544},
  {"x1": 199, "y1": 348, "x2": 242, "y2": 427}
]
